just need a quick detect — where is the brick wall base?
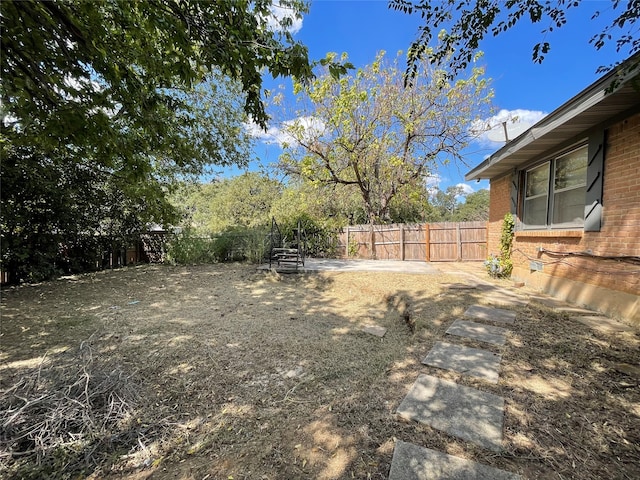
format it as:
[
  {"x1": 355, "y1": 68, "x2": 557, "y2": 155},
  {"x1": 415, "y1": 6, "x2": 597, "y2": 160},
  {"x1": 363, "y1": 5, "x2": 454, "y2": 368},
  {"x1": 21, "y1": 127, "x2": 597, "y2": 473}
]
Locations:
[
  {"x1": 487, "y1": 112, "x2": 640, "y2": 325},
  {"x1": 512, "y1": 266, "x2": 639, "y2": 325}
]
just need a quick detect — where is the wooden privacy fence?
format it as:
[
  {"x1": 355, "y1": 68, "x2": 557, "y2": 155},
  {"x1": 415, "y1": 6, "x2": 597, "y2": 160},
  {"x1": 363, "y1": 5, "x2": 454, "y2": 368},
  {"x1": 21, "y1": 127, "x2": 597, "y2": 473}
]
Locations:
[{"x1": 336, "y1": 221, "x2": 487, "y2": 261}]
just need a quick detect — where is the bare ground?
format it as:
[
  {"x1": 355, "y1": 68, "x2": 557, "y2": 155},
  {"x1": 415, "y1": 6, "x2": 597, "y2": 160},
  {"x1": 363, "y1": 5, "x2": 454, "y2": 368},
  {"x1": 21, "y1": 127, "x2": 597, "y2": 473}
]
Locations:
[{"x1": 1, "y1": 263, "x2": 639, "y2": 479}]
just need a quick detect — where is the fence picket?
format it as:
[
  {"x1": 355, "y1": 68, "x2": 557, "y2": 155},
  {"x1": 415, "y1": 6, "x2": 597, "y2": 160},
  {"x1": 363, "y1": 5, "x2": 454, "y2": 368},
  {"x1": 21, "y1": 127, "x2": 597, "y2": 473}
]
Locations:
[{"x1": 336, "y1": 222, "x2": 487, "y2": 261}]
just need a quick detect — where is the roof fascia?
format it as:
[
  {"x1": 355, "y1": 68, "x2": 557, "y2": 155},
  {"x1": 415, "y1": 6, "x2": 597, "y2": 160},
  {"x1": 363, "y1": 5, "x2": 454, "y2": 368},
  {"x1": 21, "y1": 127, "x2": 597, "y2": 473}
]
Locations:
[{"x1": 466, "y1": 56, "x2": 640, "y2": 181}]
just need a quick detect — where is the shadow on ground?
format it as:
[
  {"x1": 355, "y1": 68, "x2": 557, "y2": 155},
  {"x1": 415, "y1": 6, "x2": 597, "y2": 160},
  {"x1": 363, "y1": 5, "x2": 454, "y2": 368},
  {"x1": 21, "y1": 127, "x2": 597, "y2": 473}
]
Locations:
[{"x1": 1, "y1": 262, "x2": 638, "y2": 479}]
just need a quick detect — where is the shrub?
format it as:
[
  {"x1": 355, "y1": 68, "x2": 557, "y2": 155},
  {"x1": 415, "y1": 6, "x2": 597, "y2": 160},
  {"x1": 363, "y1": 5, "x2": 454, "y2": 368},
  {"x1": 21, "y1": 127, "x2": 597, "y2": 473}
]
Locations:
[
  {"x1": 278, "y1": 214, "x2": 340, "y2": 258},
  {"x1": 165, "y1": 227, "x2": 270, "y2": 265},
  {"x1": 485, "y1": 213, "x2": 514, "y2": 278},
  {"x1": 165, "y1": 230, "x2": 218, "y2": 264},
  {"x1": 216, "y1": 226, "x2": 269, "y2": 263}
]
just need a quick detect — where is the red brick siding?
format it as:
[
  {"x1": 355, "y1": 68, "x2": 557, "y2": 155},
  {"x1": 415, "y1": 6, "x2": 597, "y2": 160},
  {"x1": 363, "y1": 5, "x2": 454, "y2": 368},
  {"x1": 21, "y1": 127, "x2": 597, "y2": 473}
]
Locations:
[
  {"x1": 489, "y1": 112, "x2": 640, "y2": 296},
  {"x1": 487, "y1": 173, "x2": 511, "y2": 257}
]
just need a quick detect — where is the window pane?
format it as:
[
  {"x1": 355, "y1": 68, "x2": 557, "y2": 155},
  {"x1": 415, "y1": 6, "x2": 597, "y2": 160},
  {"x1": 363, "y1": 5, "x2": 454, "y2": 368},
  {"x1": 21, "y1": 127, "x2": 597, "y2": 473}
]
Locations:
[
  {"x1": 555, "y1": 147, "x2": 587, "y2": 190},
  {"x1": 553, "y1": 186, "x2": 586, "y2": 224},
  {"x1": 526, "y1": 164, "x2": 549, "y2": 198},
  {"x1": 524, "y1": 196, "x2": 548, "y2": 226}
]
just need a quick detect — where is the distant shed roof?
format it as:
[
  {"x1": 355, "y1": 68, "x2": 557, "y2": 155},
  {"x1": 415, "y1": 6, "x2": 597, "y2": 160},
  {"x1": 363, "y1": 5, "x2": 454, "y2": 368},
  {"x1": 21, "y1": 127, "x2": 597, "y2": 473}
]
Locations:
[{"x1": 465, "y1": 55, "x2": 640, "y2": 181}]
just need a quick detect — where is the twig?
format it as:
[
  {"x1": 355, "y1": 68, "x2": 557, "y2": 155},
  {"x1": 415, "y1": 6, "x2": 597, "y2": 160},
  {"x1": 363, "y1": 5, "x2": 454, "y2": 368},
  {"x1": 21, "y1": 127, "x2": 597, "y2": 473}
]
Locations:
[{"x1": 2, "y1": 394, "x2": 50, "y2": 429}]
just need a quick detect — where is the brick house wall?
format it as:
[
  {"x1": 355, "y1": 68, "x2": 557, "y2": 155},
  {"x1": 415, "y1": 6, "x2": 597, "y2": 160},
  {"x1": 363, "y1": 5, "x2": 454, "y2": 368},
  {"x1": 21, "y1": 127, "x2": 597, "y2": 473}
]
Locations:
[
  {"x1": 487, "y1": 173, "x2": 511, "y2": 256},
  {"x1": 488, "y1": 112, "x2": 640, "y2": 320}
]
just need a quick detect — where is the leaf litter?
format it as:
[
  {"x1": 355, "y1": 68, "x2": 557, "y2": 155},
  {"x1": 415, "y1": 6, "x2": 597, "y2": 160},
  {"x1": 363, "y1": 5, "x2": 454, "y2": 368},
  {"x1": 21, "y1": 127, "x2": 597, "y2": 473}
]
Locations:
[{"x1": 0, "y1": 263, "x2": 638, "y2": 479}]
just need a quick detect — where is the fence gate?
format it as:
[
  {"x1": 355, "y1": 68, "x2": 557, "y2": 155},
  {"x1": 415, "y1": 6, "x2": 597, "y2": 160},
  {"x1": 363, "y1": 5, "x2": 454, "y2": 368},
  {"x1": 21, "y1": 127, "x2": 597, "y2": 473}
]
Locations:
[{"x1": 426, "y1": 222, "x2": 487, "y2": 261}]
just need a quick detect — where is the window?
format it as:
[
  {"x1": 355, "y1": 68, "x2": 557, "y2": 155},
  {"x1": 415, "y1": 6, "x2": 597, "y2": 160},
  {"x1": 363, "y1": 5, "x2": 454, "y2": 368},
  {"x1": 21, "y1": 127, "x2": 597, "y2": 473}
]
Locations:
[
  {"x1": 522, "y1": 145, "x2": 588, "y2": 229},
  {"x1": 523, "y1": 163, "x2": 549, "y2": 226}
]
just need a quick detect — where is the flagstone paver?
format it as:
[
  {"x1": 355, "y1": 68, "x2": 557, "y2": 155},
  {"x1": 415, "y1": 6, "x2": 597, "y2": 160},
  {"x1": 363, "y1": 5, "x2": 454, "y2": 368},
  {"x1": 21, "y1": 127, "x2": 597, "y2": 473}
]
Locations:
[
  {"x1": 388, "y1": 441, "x2": 522, "y2": 480},
  {"x1": 422, "y1": 341, "x2": 502, "y2": 383},
  {"x1": 387, "y1": 267, "x2": 530, "y2": 478},
  {"x1": 362, "y1": 324, "x2": 387, "y2": 337},
  {"x1": 464, "y1": 305, "x2": 516, "y2": 325},
  {"x1": 442, "y1": 283, "x2": 478, "y2": 290},
  {"x1": 446, "y1": 319, "x2": 508, "y2": 346},
  {"x1": 396, "y1": 374, "x2": 505, "y2": 451}
]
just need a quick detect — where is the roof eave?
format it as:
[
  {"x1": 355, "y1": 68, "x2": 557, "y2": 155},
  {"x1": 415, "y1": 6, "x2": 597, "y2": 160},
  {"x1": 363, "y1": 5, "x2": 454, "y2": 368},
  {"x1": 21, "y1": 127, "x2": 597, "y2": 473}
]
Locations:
[{"x1": 466, "y1": 55, "x2": 640, "y2": 181}]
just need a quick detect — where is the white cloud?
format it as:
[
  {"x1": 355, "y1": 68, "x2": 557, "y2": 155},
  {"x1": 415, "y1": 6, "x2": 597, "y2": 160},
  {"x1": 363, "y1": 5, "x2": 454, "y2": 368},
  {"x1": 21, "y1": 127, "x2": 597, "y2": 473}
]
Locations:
[
  {"x1": 425, "y1": 173, "x2": 443, "y2": 195},
  {"x1": 245, "y1": 116, "x2": 325, "y2": 148},
  {"x1": 244, "y1": 121, "x2": 283, "y2": 145},
  {"x1": 455, "y1": 183, "x2": 475, "y2": 195},
  {"x1": 471, "y1": 108, "x2": 547, "y2": 146},
  {"x1": 424, "y1": 178, "x2": 480, "y2": 199},
  {"x1": 265, "y1": 3, "x2": 303, "y2": 34}
]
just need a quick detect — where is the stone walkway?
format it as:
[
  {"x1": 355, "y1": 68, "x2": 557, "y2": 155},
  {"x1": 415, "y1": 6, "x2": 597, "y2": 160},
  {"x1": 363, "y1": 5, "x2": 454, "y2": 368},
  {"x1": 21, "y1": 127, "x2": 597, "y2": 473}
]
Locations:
[
  {"x1": 446, "y1": 319, "x2": 508, "y2": 346},
  {"x1": 396, "y1": 373, "x2": 506, "y2": 452},
  {"x1": 389, "y1": 288, "x2": 524, "y2": 478},
  {"x1": 260, "y1": 258, "x2": 634, "y2": 478},
  {"x1": 387, "y1": 264, "x2": 636, "y2": 479},
  {"x1": 422, "y1": 342, "x2": 502, "y2": 383},
  {"x1": 389, "y1": 441, "x2": 522, "y2": 480}
]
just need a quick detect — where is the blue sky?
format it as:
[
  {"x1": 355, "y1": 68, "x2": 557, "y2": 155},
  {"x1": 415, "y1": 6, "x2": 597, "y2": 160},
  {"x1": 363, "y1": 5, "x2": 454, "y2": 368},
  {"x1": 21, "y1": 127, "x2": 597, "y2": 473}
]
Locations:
[{"x1": 234, "y1": 1, "x2": 629, "y2": 196}]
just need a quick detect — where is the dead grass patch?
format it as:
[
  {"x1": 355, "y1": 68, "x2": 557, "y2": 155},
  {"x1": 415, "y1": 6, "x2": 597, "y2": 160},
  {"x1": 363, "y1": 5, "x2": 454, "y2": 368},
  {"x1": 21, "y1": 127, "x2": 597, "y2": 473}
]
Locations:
[{"x1": 1, "y1": 263, "x2": 638, "y2": 479}]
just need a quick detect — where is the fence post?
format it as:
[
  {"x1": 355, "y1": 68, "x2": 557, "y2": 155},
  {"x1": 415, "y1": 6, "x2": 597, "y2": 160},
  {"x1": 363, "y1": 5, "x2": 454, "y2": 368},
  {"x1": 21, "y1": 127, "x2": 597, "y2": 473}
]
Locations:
[
  {"x1": 456, "y1": 223, "x2": 462, "y2": 261},
  {"x1": 485, "y1": 222, "x2": 489, "y2": 259},
  {"x1": 346, "y1": 226, "x2": 350, "y2": 258},
  {"x1": 370, "y1": 225, "x2": 375, "y2": 259},
  {"x1": 425, "y1": 223, "x2": 430, "y2": 262},
  {"x1": 399, "y1": 224, "x2": 405, "y2": 261}
]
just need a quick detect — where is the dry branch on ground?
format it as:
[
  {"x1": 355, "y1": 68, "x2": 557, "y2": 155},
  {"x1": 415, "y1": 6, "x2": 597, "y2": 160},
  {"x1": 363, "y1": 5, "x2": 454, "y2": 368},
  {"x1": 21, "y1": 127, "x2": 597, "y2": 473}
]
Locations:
[{"x1": 1, "y1": 263, "x2": 638, "y2": 479}]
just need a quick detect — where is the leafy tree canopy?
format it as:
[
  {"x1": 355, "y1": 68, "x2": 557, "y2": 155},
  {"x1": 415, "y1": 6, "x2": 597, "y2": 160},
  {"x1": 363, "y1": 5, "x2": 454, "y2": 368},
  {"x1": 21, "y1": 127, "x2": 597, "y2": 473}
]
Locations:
[
  {"x1": 390, "y1": 0, "x2": 639, "y2": 82},
  {"x1": 2, "y1": 0, "x2": 315, "y2": 131},
  {"x1": 452, "y1": 188, "x2": 490, "y2": 221},
  {"x1": 2, "y1": 0, "x2": 348, "y2": 282},
  {"x1": 278, "y1": 50, "x2": 492, "y2": 227},
  {"x1": 173, "y1": 173, "x2": 283, "y2": 233}
]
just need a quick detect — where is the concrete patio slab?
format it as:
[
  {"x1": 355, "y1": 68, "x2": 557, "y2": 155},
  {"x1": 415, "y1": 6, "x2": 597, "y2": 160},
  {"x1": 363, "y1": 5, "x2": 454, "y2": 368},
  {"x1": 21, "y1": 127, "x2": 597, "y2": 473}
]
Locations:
[
  {"x1": 464, "y1": 305, "x2": 516, "y2": 325},
  {"x1": 259, "y1": 258, "x2": 440, "y2": 274},
  {"x1": 362, "y1": 324, "x2": 387, "y2": 337},
  {"x1": 396, "y1": 374, "x2": 504, "y2": 451},
  {"x1": 446, "y1": 320, "x2": 508, "y2": 346},
  {"x1": 422, "y1": 342, "x2": 501, "y2": 383},
  {"x1": 388, "y1": 441, "x2": 522, "y2": 480}
]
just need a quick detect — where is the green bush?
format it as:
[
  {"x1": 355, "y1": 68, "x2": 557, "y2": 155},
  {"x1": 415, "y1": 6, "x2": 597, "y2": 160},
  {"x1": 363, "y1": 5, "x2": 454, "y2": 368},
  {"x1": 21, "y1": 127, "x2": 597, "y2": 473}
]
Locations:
[
  {"x1": 165, "y1": 227, "x2": 270, "y2": 265},
  {"x1": 278, "y1": 214, "x2": 340, "y2": 258},
  {"x1": 165, "y1": 230, "x2": 218, "y2": 265},
  {"x1": 215, "y1": 226, "x2": 269, "y2": 263},
  {"x1": 238, "y1": 228, "x2": 269, "y2": 263},
  {"x1": 485, "y1": 213, "x2": 514, "y2": 278}
]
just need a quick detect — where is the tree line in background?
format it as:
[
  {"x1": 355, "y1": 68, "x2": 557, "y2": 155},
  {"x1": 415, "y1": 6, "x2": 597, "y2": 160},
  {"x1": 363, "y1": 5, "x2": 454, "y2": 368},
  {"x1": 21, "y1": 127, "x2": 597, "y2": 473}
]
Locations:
[
  {"x1": 174, "y1": 173, "x2": 490, "y2": 233},
  {"x1": 1, "y1": 0, "x2": 319, "y2": 283},
  {"x1": 171, "y1": 172, "x2": 489, "y2": 232},
  {"x1": 162, "y1": 171, "x2": 489, "y2": 264},
  {"x1": 2, "y1": 0, "x2": 633, "y2": 283}
]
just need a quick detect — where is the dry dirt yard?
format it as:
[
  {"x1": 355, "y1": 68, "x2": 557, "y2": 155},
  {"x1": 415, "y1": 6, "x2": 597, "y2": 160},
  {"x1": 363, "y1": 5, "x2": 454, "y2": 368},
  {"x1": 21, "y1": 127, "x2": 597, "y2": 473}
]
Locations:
[{"x1": 1, "y1": 263, "x2": 639, "y2": 480}]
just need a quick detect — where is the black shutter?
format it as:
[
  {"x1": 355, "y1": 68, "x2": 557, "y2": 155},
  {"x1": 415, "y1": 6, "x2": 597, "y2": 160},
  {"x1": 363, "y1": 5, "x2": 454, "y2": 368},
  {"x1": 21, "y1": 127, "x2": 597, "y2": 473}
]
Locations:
[
  {"x1": 584, "y1": 130, "x2": 605, "y2": 232},
  {"x1": 510, "y1": 170, "x2": 518, "y2": 215}
]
